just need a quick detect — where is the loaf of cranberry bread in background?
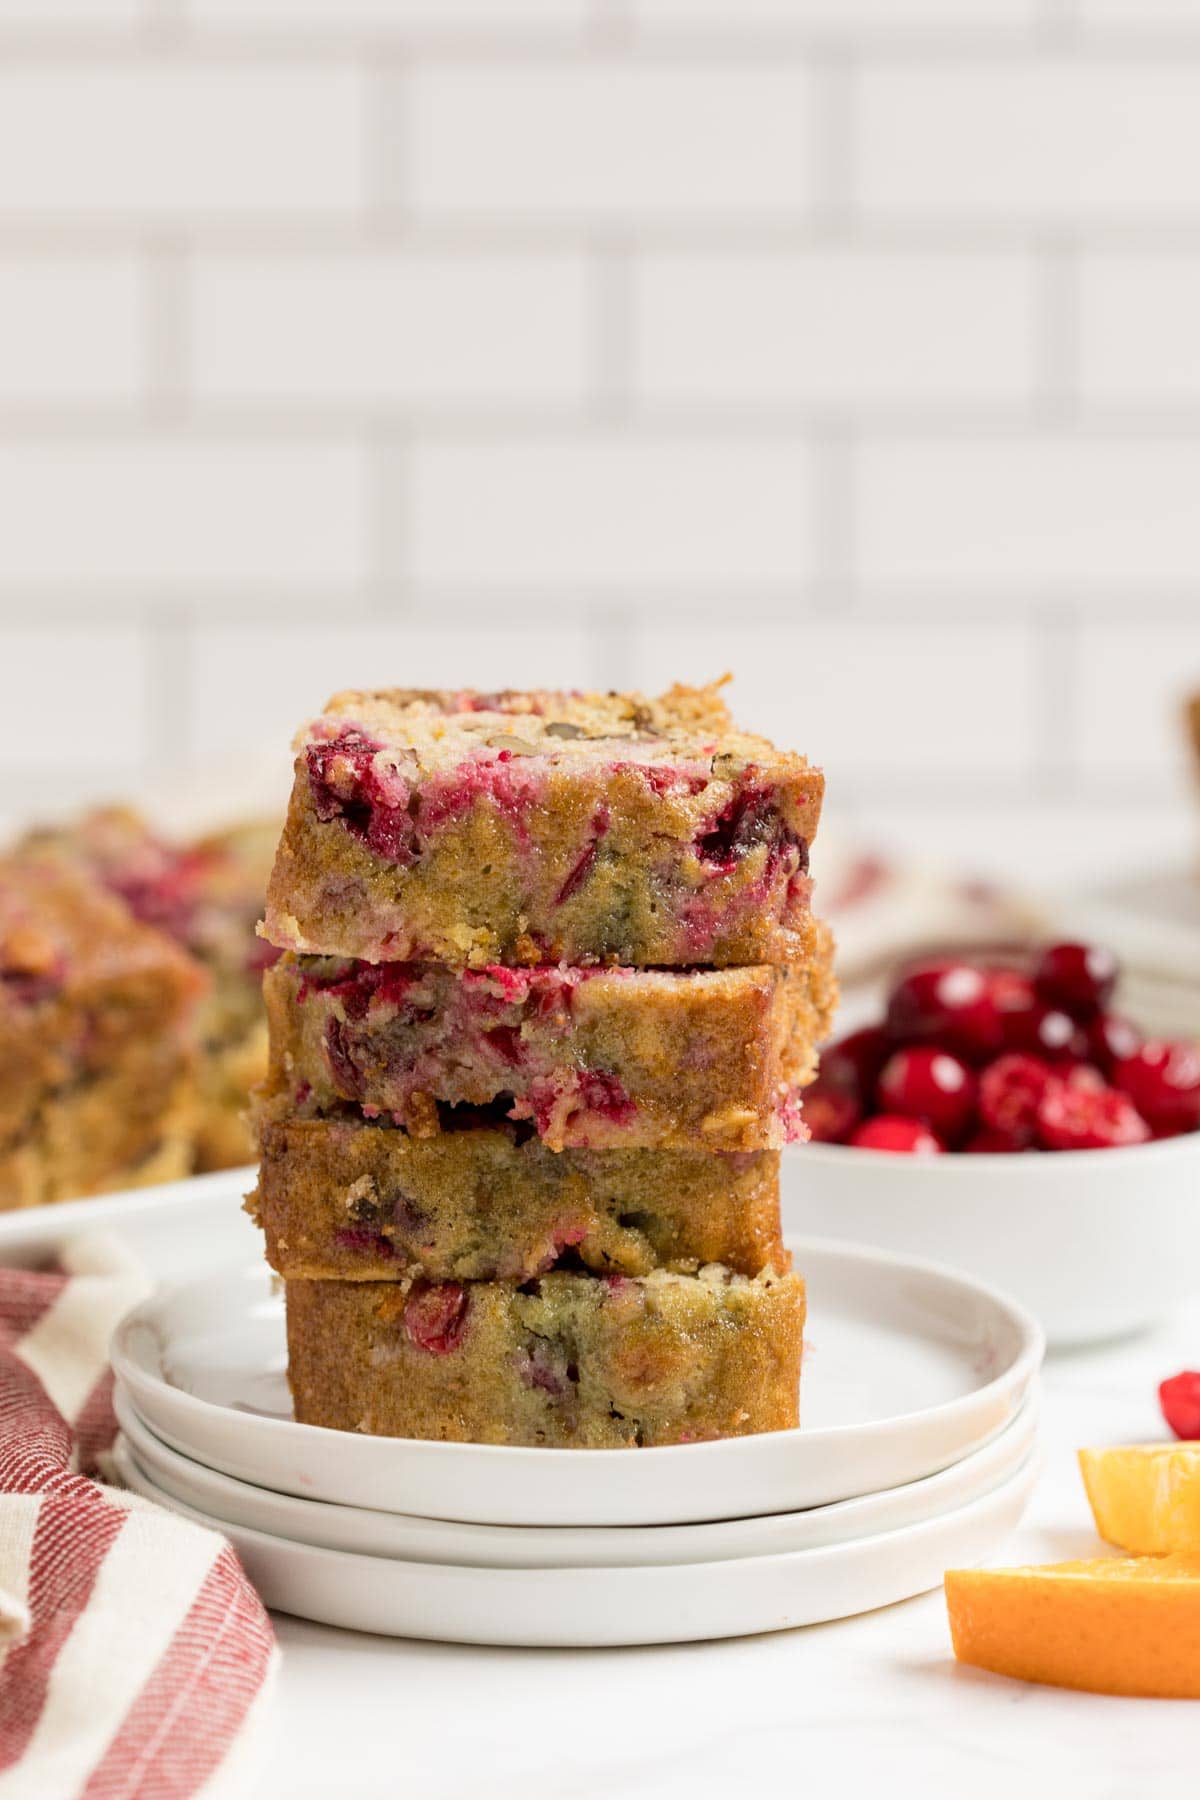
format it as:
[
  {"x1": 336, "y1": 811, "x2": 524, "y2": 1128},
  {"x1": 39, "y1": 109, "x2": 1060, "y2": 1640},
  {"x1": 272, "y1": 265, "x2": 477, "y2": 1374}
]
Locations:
[
  {"x1": 21, "y1": 807, "x2": 277, "y2": 1171},
  {"x1": 262, "y1": 925, "x2": 837, "y2": 1153},
  {"x1": 0, "y1": 858, "x2": 202, "y2": 1209},
  {"x1": 251, "y1": 1106, "x2": 785, "y2": 1282},
  {"x1": 285, "y1": 1264, "x2": 805, "y2": 1447},
  {"x1": 263, "y1": 683, "x2": 824, "y2": 970}
]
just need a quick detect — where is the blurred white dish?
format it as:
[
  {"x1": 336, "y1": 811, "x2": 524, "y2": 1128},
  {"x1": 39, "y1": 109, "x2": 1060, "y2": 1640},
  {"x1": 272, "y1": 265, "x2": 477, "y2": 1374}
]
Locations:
[
  {"x1": 114, "y1": 1381, "x2": 1038, "y2": 1568},
  {"x1": 0, "y1": 1167, "x2": 259, "y2": 1278},
  {"x1": 111, "y1": 1436, "x2": 1036, "y2": 1647},
  {"x1": 786, "y1": 1133, "x2": 1200, "y2": 1347},
  {"x1": 110, "y1": 1239, "x2": 1041, "y2": 1528}
]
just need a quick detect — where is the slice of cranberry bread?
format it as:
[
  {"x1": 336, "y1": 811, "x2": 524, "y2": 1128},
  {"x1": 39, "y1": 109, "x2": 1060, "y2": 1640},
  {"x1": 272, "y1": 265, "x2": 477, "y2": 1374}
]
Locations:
[
  {"x1": 21, "y1": 807, "x2": 278, "y2": 1171},
  {"x1": 263, "y1": 682, "x2": 824, "y2": 970},
  {"x1": 285, "y1": 1264, "x2": 805, "y2": 1447},
  {"x1": 250, "y1": 1107, "x2": 785, "y2": 1281},
  {"x1": 0, "y1": 857, "x2": 202, "y2": 1209},
  {"x1": 263, "y1": 925, "x2": 836, "y2": 1153}
]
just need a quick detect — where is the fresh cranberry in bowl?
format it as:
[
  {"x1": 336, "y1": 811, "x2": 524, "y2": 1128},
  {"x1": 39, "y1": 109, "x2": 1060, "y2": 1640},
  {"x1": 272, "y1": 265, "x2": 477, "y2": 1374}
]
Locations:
[
  {"x1": 1160, "y1": 1371, "x2": 1200, "y2": 1441},
  {"x1": 821, "y1": 1026, "x2": 890, "y2": 1098},
  {"x1": 1034, "y1": 941, "x2": 1119, "y2": 1019},
  {"x1": 884, "y1": 960, "x2": 1001, "y2": 1062},
  {"x1": 1001, "y1": 999, "x2": 1087, "y2": 1063},
  {"x1": 802, "y1": 1073, "x2": 861, "y2": 1145},
  {"x1": 1115, "y1": 1041, "x2": 1200, "y2": 1138},
  {"x1": 1087, "y1": 1012, "x2": 1142, "y2": 1074},
  {"x1": 1035, "y1": 1082, "x2": 1150, "y2": 1152},
  {"x1": 962, "y1": 1125, "x2": 1031, "y2": 1153},
  {"x1": 849, "y1": 1115, "x2": 944, "y2": 1155},
  {"x1": 977, "y1": 1053, "x2": 1058, "y2": 1144},
  {"x1": 876, "y1": 1047, "x2": 976, "y2": 1144}
]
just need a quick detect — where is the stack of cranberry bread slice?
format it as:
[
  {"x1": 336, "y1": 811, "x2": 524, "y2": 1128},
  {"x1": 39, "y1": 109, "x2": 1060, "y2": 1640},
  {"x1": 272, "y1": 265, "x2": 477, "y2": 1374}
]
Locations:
[{"x1": 254, "y1": 681, "x2": 832, "y2": 1447}]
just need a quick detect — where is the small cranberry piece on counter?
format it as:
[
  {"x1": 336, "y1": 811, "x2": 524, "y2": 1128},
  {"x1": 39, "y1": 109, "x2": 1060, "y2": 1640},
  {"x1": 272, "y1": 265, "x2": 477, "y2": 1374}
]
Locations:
[
  {"x1": 885, "y1": 961, "x2": 1001, "y2": 1061},
  {"x1": 978, "y1": 1053, "x2": 1058, "y2": 1143},
  {"x1": 877, "y1": 1046, "x2": 977, "y2": 1142},
  {"x1": 802, "y1": 1074, "x2": 862, "y2": 1144},
  {"x1": 1034, "y1": 940, "x2": 1119, "y2": 1019},
  {"x1": 821, "y1": 1026, "x2": 891, "y2": 1099},
  {"x1": 1087, "y1": 1012, "x2": 1142, "y2": 1073},
  {"x1": 403, "y1": 1280, "x2": 468, "y2": 1355},
  {"x1": 849, "y1": 1114, "x2": 945, "y2": 1155},
  {"x1": 963, "y1": 1126, "x2": 1031, "y2": 1154},
  {"x1": 1035, "y1": 1082, "x2": 1151, "y2": 1152},
  {"x1": 1114, "y1": 1040, "x2": 1200, "y2": 1137},
  {"x1": 1160, "y1": 1371, "x2": 1200, "y2": 1441}
]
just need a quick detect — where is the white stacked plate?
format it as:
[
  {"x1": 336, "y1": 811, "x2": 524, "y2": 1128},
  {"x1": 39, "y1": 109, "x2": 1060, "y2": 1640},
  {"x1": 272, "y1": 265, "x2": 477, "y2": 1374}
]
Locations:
[{"x1": 108, "y1": 1227, "x2": 1043, "y2": 1648}]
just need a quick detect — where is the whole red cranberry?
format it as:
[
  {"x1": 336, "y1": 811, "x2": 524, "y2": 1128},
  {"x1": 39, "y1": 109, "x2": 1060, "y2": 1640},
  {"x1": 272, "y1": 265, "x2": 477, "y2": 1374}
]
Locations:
[
  {"x1": 1160, "y1": 1371, "x2": 1200, "y2": 1440},
  {"x1": 876, "y1": 1047, "x2": 977, "y2": 1143},
  {"x1": 1087, "y1": 1012, "x2": 1142, "y2": 1074},
  {"x1": 978, "y1": 1053, "x2": 1058, "y2": 1143},
  {"x1": 1002, "y1": 998, "x2": 1088, "y2": 1062},
  {"x1": 849, "y1": 1115, "x2": 945, "y2": 1155},
  {"x1": 1114, "y1": 1040, "x2": 1200, "y2": 1137},
  {"x1": 885, "y1": 960, "x2": 1001, "y2": 1062},
  {"x1": 820, "y1": 1026, "x2": 890, "y2": 1100},
  {"x1": 1034, "y1": 940, "x2": 1119, "y2": 1020},
  {"x1": 1035, "y1": 1082, "x2": 1151, "y2": 1152},
  {"x1": 802, "y1": 1074, "x2": 861, "y2": 1144}
]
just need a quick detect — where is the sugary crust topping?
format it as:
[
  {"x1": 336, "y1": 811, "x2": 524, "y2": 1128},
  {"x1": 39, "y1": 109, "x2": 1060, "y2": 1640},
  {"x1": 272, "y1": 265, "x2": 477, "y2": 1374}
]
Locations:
[{"x1": 299, "y1": 680, "x2": 811, "y2": 780}]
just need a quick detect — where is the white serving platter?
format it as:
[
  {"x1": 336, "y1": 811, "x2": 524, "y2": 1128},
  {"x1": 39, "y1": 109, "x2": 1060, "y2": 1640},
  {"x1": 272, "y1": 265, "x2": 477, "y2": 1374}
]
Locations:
[
  {"x1": 111, "y1": 1436, "x2": 1036, "y2": 1647},
  {"x1": 114, "y1": 1381, "x2": 1038, "y2": 1569},
  {"x1": 111, "y1": 1238, "x2": 1042, "y2": 1529}
]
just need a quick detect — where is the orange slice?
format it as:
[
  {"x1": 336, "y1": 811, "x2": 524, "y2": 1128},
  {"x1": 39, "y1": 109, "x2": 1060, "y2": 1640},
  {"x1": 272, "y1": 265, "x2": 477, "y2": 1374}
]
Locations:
[
  {"x1": 945, "y1": 1555, "x2": 1200, "y2": 1697},
  {"x1": 1079, "y1": 1445, "x2": 1200, "y2": 1554}
]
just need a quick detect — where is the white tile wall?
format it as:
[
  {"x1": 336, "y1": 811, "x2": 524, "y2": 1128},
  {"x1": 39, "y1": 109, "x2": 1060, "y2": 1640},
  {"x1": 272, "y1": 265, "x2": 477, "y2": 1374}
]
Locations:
[{"x1": 0, "y1": 6, "x2": 1197, "y2": 888}]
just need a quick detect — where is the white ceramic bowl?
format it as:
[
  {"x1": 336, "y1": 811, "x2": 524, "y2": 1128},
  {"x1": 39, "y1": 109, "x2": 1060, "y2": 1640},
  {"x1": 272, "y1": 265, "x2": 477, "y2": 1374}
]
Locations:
[{"x1": 784, "y1": 1131, "x2": 1200, "y2": 1347}]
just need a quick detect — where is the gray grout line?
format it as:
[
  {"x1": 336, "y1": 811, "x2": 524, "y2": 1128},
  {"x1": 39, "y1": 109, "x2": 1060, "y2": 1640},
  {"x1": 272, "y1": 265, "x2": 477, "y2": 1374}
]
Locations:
[
  {"x1": 588, "y1": 235, "x2": 634, "y2": 422},
  {"x1": 142, "y1": 234, "x2": 189, "y2": 420},
  {"x1": 807, "y1": 49, "x2": 857, "y2": 239},
  {"x1": 143, "y1": 611, "x2": 193, "y2": 772},
  {"x1": 1030, "y1": 604, "x2": 1080, "y2": 789},
  {"x1": 807, "y1": 423, "x2": 857, "y2": 607},
  {"x1": 1031, "y1": 230, "x2": 1082, "y2": 423}
]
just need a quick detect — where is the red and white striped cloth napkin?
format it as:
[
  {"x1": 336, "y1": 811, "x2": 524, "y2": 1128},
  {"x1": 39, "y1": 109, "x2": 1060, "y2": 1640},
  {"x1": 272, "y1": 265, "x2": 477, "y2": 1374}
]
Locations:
[{"x1": 0, "y1": 1234, "x2": 276, "y2": 1800}]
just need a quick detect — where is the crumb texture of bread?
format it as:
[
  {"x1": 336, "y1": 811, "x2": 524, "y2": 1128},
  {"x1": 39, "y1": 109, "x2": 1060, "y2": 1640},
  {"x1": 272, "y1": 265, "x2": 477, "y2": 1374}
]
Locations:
[
  {"x1": 262, "y1": 923, "x2": 836, "y2": 1153},
  {"x1": 252, "y1": 1109, "x2": 784, "y2": 1281},
  {"x1": 285, "y1": 1263, "x2": 805, "y2": 1447},
  {"x1": 263, "y1": 682, "x2": 823, "y2": 969}
]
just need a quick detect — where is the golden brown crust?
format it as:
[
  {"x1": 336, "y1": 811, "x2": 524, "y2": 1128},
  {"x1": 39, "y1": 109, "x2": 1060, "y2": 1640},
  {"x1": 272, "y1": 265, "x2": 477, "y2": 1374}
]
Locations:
[
  {"x1": 251, "y1": 1111, "x2": 784, "y2": 1281},
  {"x1": 285, "y1": 1264, "x2": 805, "y2": 1447}
]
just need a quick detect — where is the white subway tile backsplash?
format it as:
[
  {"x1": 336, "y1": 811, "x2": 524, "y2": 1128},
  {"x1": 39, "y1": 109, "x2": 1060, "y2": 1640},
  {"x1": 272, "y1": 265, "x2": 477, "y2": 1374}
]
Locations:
[
  {"x1": 409, "y1": 66, "x2": 812, "y2": 223},
  {"x1": 189, "y1": 0, "x2": 587, "y2": 25},
  {"x1": 184, "y1": 619, "x2": 597, "y2": 762},
  {"x1": 407, "y1": 437, "x2": 813, "y2": 587},
  {"x1": 631, "y1": 249, "x2": 1034, "y2": 408},
  {"x1": 0, "y1": 0, "x2": 137, "y2": 19},
  {"x1": 1076, "y1": 624, "x2": 1200, "y2": 777},
  {"x1": 628, "y1": 621, "x2": 1037, "y2": 776},
  {"x1": 0, "y1": 440, "x2": 368, "y2": 588},
  {"x1": 0, "y1": 256, "x2": 144, "y2": 404},
  {"x1": 634, "y1": 0, "x2": 1032, "y2": 24},
  {"x1": 0, "y1": 628, "x2": 147, "y2": 770},
  {"x1": 188, "y1": 251, "x2": 590, "y2": 408},
  {"x1": 857, "y1": 436, "x2": 1200, "y2": 591},
  {"x1": 858, "y1": 63, "x2": 1200, "y2": 223},
  {"x1": 0, "y1": 64, "x2": 365, "y2": 220},
  {"x1": 1080, "y1": 253, "x2": 1200, "y2": 404}
]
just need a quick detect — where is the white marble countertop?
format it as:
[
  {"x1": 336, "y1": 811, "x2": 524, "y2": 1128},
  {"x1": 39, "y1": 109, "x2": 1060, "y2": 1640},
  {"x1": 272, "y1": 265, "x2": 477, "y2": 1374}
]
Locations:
[{"x1": 249, "y1": 1298, "x2": 1200, "y2": 1800}]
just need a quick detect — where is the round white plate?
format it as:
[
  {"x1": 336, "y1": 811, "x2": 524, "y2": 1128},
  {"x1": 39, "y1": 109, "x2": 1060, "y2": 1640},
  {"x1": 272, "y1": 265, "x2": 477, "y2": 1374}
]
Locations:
[
  {"x1": 111, "y1": 1237, "x2": 1042, "y2": 1528},
  {"x1": 114, "y1": 1382, "x2": 1039, "y2": 1568},
  {"x1": 112, "y1": 1436, "x2": 1036, "y2": 1646}
]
